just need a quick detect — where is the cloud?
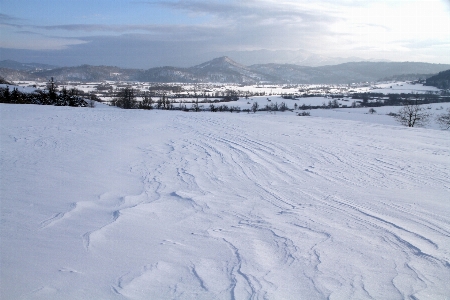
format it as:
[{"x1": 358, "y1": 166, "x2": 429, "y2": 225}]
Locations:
[
  {"x1": 151, "y1": 0, "x2": 337, "y2": 24},
  {"x1": 0, "y1": 30, "x2": 88, "y2": 50},
  {"x1": 443, "y1": 0, "x2": 450, "y2": 10},
  {"x1": 146, "y1": 0, "x2": 338, "y2": 51},
  {"x1": 0, "y1": 35, "x2": 217, "y2": 68},
  {"x1": 36, "y1": 23, "x2": 224, "y2": 40},
  {"x1": 0, "y1": 13, "x2": 25, "y2": 29},
  {"x1": 1, "y1": 0, "x2": 448, "y2": 66},
  {"x1": 0, "y1": 13, "x2": 21, "y2": 22},
  {"x1": 0, "y1": 13, "x2": 88, "y2": 50},
  {"x1": 28, "y1": 0, "x2": 339, "y2": 52}
]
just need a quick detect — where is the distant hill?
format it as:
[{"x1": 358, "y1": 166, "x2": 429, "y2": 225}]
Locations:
[
  {"x1": 378, "y1": 73, "x2": 436, "y2": 82},
  {"x1": 135, "y1": 66, "x2": 198, "y2": 83},
  {"x1": 188, "y1": 56, "x2": 275, "y2": 83},
  {"x1": 30, "y1": 65, "x2": 140, "y2": 82},
  {"x1": 1, "y1": 57, "x2": 450, "y2": 84},
  {"x1": 215, "y1": 49, "x2": 390, "y2": 66},
  {"x1": 249, "y1": 61, "x2": 450, "y2": 83},
  {"x1": 317, "y1": 62, "x2": 450, "y2": 81},
  {"x1": 0, "y1": 68, "x2": 35, "y2": 81},
  {"x1": 0, "y1": 76, "x2": 12, "y2": 84},
  {"x1": 0, "y1": 60, "x2": 57, "y2": 71},
  {"x1": 425, "y1": 70, "x2": 450, "y2": 89}
]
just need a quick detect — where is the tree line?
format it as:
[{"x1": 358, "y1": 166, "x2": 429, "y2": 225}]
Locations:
[
  {"x1": 3, "y1": 83, "x2": 449, "y2": 130},
  {"x1": 0, "y1": 78, "x2": 89, "y2": 107}
]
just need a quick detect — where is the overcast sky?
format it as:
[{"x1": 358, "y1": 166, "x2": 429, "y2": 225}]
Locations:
[{"x1": 1, "y1": 0, "x2": 449, "y2": 68}]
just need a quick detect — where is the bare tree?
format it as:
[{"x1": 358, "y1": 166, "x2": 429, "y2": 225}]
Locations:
[
  {"x1": 114, "y1": 87, "x2": 137, "y2": 109},
  {"x1": 139, "y1": 92, "x2": 153, "y2": 110},
  {"x1": 88, "y1": 98, "x2": 96, "y2": 108},
  {"x1": 88, "y1": 93, "x2": 97, "y2": 108},
  {"x1": 395, "y1": 102, "x2": 430, "y2": 127},
  {"x1": 436, "y1": 108, "x2": 450, "y2": 130}
]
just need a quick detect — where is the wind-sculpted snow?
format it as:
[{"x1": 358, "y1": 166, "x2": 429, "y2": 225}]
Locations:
[{"x1": 1, "y1": 104, "x2": 449, "y2": 299}]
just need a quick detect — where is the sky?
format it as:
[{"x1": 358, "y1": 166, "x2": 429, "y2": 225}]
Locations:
[{"x1": 0, "y1": 0, "x2": 449, "y2": 68}]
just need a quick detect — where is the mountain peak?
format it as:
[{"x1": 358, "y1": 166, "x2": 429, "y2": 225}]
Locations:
[
  {"x1": 215, "y1": 56, "x2": 233, "y2": 63},
  {"x1": 191, "y1": 56, "x2": 245, "y2": 70}
]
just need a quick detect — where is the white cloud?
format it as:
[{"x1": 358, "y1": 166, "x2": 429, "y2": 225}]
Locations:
[
  {"x1": 1, "y1": 0, "x2": 449, "y2": 65},
  {"x1": 0, "y1": 30, "x2": 87, "y2": 50}
]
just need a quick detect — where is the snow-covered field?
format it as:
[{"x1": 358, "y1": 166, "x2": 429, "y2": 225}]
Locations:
[{"x1": 1, "y1": 103, "x2": 449, "y2": 299}]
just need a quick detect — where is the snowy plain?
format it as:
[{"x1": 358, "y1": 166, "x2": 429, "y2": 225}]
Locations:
[{"x1": 1, "y1": 102, "x2": 450, "y2": 299}]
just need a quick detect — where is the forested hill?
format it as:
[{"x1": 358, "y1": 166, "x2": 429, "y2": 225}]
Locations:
[
  {"x1": 1, "y1": 58, "x2": 450, "y2": 84},
  {"x1": 426, "y1": 69, "x2": 450, "y2": 89}
]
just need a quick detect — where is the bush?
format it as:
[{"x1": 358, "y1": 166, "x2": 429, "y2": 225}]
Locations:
[{"x1": 436, "y1": 108, "x2": 450, "y2": 130}]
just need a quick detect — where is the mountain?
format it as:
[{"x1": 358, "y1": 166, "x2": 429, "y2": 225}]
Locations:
[
  {"x1": 135, "y1": 66, "x2": 199, "y2": 83},
  {"x1": 31, "y1": 65, "x2": 141, "y2": 82},
  {"x1": 248, "y1": 64, "x2": 318, "y2": 83},
  {"x1": 1, "y1": 57, "x2": 450, "y2": 84},
  {"x1": 249, "y1": 61, "x2": 450, "y2": 84},
  {"x1": 188, "y1": 56, "x2": 276, "y2": 83},
  {"x1": 212, "y1": 49, "x2": 390, "y2": 67},
  {"x1": 0, "y1": 68, "x2": 34, "y2": 81},
  {"x1": 425, "y1": 69, "x2": 450, "y2": 89},
  {"x1": 136, "y1": 57, "x2": 276, "y2": 83},
  {"x1": 0, "y1": 76, "x2": 12, "y2": 84}
]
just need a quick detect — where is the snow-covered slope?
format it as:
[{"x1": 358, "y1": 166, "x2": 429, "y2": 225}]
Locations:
[{"x1": 1, "y1": 104, "x2": 449, "y2": 299}]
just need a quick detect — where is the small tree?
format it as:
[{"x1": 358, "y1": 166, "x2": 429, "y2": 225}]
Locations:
[
  {"x1": 68, "y1": 88, "x2": 86, "y2": 106},
  {"x1": 57, "y1": 86, "x2": 69, "y2": 106},
  {"x1": 192, "y1": 101, "x2": 200, "y2": 112},
  {"x1": 436, "y1": 108, "x2": 450, "y2": 130},
  {"x1": 218, "y1": 105, "x2": 228, "y2": 112},
  {"x1": 368, "y1": 108, "x2": 377, "y2": 114},
  {"x1": 395, "y1": 102, "x2": 430, "y2": 127},
  {"x1": 1, "y1": 86, "x2": 11, "y2": 103},
  {"x1": 88, "y1": 98, "x2": 96, "y2": 108},
  {"x1": 279, "y1": 102, "x2": 288, "y2": 111},
  {"x1": 155, "y1": 97, "x2": 163, "y2": 109},
  {"x1": 139, "y1": 92, "x2": 153, "y2": 110},
  {"x1": 362, "y1": 94, "x2": 369, "y2": 105},
  {"x1": 231, "y1": 106, "x2": 240, "y2": 113},
  {"x1": 165, "y1": 95, "x2": 172, "y2": 110},
  {"x1": 251, "y1": 101, "x2": 259, "y2": 113},
  {"x1": 11, "y1": 87, "x2": 23, "y2": 104},
  {"x1": 47, "y1": 77, "x2": 57, "y2": 104}
]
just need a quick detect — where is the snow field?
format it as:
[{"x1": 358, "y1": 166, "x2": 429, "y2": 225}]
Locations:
[{"x1": 1, "y1": 103, "x2": 449, "y2": 299}]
